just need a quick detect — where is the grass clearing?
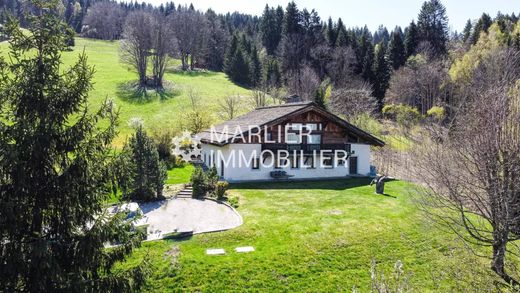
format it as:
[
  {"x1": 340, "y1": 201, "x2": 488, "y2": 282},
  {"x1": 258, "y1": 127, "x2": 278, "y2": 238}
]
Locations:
[
  {"x1": 166, "y1": 164, "x2": 194, "y2": 185},
  {"x1": 0, "y1": 38, "x2": 252, "y2": 147},
  {"x1": 119, "y1": 179, "x2": 502, "y2": 291}
]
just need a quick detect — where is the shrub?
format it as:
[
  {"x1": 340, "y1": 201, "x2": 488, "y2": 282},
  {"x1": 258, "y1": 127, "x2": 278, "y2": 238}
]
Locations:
[
  {"x1": 349, "y1": 113, "x2": 383, "y2": 137},
  {"x1": 382, "y1": 104, "x2": 422, "y2": 128},
  {"x1": 215, "y1": 181, "x2": 229, "y2": 200},
  {"x1": 228, "y1": 196, "x2": 239, "y2": 208},
  {"x1": 151, "y1": 129, "x2": 181, "y2": 169},
  {"x1": 191, "y1": 167, "x2": 207, "y2": 198},
  {"x1": 426, "y1": 106, "x2": 445, "y2": 122}
]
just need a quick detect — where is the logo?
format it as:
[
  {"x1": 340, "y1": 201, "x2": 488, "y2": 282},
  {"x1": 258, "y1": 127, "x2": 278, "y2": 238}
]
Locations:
[{"x1": 171, "y1": 131, "x2": 202, "y2": 163}]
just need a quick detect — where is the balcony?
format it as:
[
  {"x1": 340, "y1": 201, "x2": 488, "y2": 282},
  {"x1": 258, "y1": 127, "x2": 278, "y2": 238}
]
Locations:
[{"x1": 261, "y1": 143, "x2": 351, "y2": 154}]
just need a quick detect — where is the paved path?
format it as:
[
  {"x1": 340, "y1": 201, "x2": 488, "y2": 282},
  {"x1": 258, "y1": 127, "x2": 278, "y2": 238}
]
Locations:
[{"x1": 137, "y1": 198, "x2": 242, "y2": 241}]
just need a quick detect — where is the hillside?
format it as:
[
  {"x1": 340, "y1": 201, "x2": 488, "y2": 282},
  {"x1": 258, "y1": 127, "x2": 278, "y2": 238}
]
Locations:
[{"x1": 0, "y1": 38, "x2": 251, "y2": 146}]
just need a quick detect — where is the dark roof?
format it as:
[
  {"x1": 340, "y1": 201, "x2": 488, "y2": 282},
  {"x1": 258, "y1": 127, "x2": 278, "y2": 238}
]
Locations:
[{"x1": 198, "y1": 102, "x2": 385, "y2": 147}]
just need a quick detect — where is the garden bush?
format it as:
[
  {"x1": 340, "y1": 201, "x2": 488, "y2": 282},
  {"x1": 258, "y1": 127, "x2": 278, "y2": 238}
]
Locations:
[
  {"x1": 215, "y1": 181, "x2": 229, "y2": 200},
  {"x1": 190, "y1": 167, "x2": 207, "y2": 198}
]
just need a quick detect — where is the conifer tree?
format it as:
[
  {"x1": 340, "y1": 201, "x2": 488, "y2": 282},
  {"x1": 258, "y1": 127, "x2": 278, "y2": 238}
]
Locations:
[
  {"x1": 387, "y1": 28, "x2": 406, "y2": 69},
  {"x1": 283, "y1": 1, "x2": 300, "y2": 35},
  {"x1": 121, "y1": 125, "x2": 167, "y2": 201},
  {"x1": 372, "y1": 42, "x2": 391, "y2": 111},
  {"x1": 260, "y1": 5, "x2": 282, "y2": 55},
  {"x1": 326, "y1": 17, "x2": 337, "y2": 46},
  {"x1": 0, "y1": 1, "x2": 147, "y2": 291},
  {"x1": 361, "y1": 41, "x2": 375, "y2": 82},
  {"x1": 470, "y1": 13, "x2": 492, "y2": 44},
  {"x1": 417, "y1": 0, "x2": 449, "y2": 56},
  {"x1": 404, "y1": 20, "x2": 419, "y2": 58},
  {"x1": 462, "y1": 19, "x2": 472, "y2": 43},
  {"x1": 249, "y1": 45, "x2": 262, "y2": 87}
]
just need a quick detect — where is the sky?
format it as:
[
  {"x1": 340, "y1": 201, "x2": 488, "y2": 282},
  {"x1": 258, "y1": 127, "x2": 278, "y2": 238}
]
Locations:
[{"x1": 128, "y1": 0, "x2": 520, "y2": 32}]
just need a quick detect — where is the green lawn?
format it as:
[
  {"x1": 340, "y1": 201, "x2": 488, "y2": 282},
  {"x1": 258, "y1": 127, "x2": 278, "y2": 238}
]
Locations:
[
  {"x1": 166, "y1": 164, "x2": 194, "y2": 184},
  {"x1": 119, "y1": 179, "x2": 502, "y2": 291},
  {"x1": 0, "y1": 38, "x2": 251, "y2": 147}
]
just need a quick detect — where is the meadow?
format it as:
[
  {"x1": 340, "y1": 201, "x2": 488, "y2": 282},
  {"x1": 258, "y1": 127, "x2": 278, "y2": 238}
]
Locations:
[
  {"x1": 1, "y1": 38, "x2": 251, "y2": 147},
  {"x1": 119, "y1": 179, "x2": 500, "y2": 291}
]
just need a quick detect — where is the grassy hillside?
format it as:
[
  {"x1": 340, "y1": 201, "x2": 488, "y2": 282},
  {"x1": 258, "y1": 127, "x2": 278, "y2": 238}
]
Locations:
[
  {"x1": 118, "y1": 179, "x2": 501, "y2": 291},
  {"x1": 0, "y1": 38, "x2": 251, "y2": 147}
]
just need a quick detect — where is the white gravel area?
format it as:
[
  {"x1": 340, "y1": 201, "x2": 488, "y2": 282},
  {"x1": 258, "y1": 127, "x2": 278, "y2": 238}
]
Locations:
[{"x1": 137, "y1": 198, "x2": 242, "y2": 240}]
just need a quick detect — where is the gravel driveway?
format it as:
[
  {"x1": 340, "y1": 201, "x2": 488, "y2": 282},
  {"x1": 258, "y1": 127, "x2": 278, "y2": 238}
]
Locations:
[{"x1": 137, "y1": 198, "x2": 242, "y2": 240}]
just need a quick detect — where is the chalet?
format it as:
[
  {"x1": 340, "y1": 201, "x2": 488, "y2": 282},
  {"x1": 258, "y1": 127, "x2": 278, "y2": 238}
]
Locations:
[{"x1": 198, "y1": 101, "x2": 384, "y2": 182}]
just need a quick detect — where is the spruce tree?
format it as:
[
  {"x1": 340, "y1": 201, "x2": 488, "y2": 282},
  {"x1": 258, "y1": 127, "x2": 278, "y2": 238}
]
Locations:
[
  {"x1": 462, "y1": 19, "x2": 472, "y2": 43},
  {"x1": 417, "y1": 0, "x2": 449, "y2": 56},
  {"x1": 249, "y1": 45, "x2": 262, "y2": 87},
  {"x1": 470, "y1": 13, "x2": 492, "y2": 44},
  {"x1": 122, "y1": 125, "x2": 167, "y2": 201},
  {"x1": 404, "y1": 20, "x2": 419, "y2": 58},
  {"x1": 361, "y1": 41, "x2": 375, "y2": 82},
  {"x1": 283, "y1": 1, "x2": 300, "y2": 35},
  {"x1": 326, "y1": 17, "x2": 337, "y2": 47},
  {"x1": 0, "y1": 1, "x2": 147, "y2": 291},
  {"x1": 260, "y1": 5, "x2": 282, "y2": 55},
  {"x1": 387, "y1": 28, "x2": 406, "y2": 70},
  {"x1": 372, "y1": 42, "x2": 391, "y2": 111}
]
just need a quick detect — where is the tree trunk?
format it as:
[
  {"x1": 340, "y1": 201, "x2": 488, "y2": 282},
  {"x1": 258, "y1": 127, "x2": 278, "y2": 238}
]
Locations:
[{"x1": 491, "y1": 235, "x2": 519, "y2": 286}]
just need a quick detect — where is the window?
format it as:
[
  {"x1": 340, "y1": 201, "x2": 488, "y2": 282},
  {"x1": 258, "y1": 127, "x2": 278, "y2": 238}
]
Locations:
[
  {"x1": 305, "y1": 123, "x2": 321, "y2": 131},
  {"x1": 286, "y1": 133, "x2": 300, "y2": 144},
  {"x1": 288, "y1": 123, "x2": 302, "y2": 131},
  {"x1": 290, "y1": 155, "x2": 300, "y2": 169},
  {"x1": 251, "y1": 157, "x2": 260, "y2": 170},
  {"x1": 304, "y1": 155, "x2": 315, "y2": 169},
  {"x1": 307, "y1": 134, "x2": 321, "y2": 144},
  {"x1": 323, "y1": 156, "x2": 334, "y2": 169}
]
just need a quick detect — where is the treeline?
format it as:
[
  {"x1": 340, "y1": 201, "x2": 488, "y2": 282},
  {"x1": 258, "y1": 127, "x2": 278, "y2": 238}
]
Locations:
[{"x1": 2, "y1": 0, "x2": 519, "y2": 117}]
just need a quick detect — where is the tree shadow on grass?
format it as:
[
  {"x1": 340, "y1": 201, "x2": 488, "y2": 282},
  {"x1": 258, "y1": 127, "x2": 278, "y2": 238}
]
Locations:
[
  {"x1": 230, "y1": 177, "x2": 374, "y2": 191},
  {"x1": 116, "y1": 81, "x2": 180, "y2": 104}
]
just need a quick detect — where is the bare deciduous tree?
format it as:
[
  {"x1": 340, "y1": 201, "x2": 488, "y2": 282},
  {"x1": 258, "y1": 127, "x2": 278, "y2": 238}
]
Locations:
[
  {"x1": 81, "y1": 2, "x2": 126, "y2": 40},
  {"x1": 120, "y1": 11, "x2": 153, "y2": 87},
  {"x1": 150, "y1": 14, "x2": 177, "y2": 88},
  {"x1": 413, "y1": 49, "x2": 520, "y2": 286},
  {"x1": 329, "y1": 80, "x2": 377, "y2": 118},
  {"x1": 181, "y1": 88, "x2": 212, "y2": 133},
  {"x1": 250, "y1": 89, "x2": 268, "y2": 109},
  {"x1": 218, "y1": 94, "x2": 242, "y2": 120},
  {"x1": 386, "y1": 54, "x2": 448, "y2": 115},
  {"x1": 169, "y1": 6, "x2": 209, "y2": 71},
  {"x1": 286, "y1": 65, "x2": 320, "y2": 102}
]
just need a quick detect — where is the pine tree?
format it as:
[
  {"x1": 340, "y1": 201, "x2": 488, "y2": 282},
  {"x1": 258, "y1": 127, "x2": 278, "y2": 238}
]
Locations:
[
  {"x1": 372, "y1": 42, "x2": 391, "y2": 111},
  {"x1": 361, "y1": 41, "x2": 375, "y2": 82},
  {"x1": 470, "y1": 13, "x2": 492, "y2": 44},
  {"x1": 417, "y1": 0, "x2": 449, "y2": 56},
  {"x1": 326, "y1": 17, "x2": 337, "y2": 46},
  {"x1": 260, "y1": 5, "x2": 283, "y2": 55},
  {"x1": 283, "y1": 1, "x2": 300, "y2": 35},
  {"x1": 387, "y1": 27, "x2": 406, "y2": 70},
  {"x1": 404, "y1": 20, "x2": 419, "y2": 58},
  {"x1": 264, "y1": 57, "x2": 281, "y2": 87},
  {"x1": 249, "y1": 45, "x2": 262, "y2": 87},
  {"x1": 122, "y1": 125, "x2": 167, "y2": 201},
  {"x1": 462, "y1": 19, "x2": 472, "y2": 43},
  {"x1": 0, "y1": 1, "x2": 147, "y2": 291}
]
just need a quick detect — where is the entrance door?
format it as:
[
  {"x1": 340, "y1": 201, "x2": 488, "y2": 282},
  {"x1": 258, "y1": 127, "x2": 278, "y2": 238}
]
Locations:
[{"x1": 349, "y1": 157, "x2": 358, "y2": 175}]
